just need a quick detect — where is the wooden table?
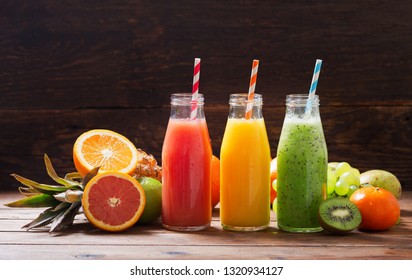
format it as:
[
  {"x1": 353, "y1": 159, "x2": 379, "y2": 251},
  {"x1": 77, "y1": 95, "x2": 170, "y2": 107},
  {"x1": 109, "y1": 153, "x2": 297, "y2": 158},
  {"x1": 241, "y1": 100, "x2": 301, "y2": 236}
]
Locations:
[{"x1": 1, "y1": 191, "x2": 411, "y2": 260}]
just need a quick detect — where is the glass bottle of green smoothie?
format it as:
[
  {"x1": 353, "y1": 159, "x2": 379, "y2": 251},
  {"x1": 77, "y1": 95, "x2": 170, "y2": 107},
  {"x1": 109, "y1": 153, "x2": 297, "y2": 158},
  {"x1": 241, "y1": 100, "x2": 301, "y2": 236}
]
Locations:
[{"x1": 276, "y1": 94, "x2": 328, "y2": 232}]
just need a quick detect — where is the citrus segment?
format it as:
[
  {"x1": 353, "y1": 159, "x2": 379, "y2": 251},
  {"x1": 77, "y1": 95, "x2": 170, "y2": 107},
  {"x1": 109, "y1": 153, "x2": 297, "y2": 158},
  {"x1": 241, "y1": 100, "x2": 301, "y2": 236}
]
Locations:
[
  {"x1": 73, "y1": 129, "x2": 139, "y2": 177},
  {"x1": 82, "y1": 172, "x2": 146, "y2": 232}
]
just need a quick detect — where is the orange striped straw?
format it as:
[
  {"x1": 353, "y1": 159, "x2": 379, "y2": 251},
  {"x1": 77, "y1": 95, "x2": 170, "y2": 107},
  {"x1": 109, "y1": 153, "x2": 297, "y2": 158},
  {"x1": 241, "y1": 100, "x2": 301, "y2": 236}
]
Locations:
[
  {"x1": 245, "y1": 59, "x2": 259, "y2": 119},
  {"x1": 190, "y1": 58, "x2": 201, "y2": 120}
]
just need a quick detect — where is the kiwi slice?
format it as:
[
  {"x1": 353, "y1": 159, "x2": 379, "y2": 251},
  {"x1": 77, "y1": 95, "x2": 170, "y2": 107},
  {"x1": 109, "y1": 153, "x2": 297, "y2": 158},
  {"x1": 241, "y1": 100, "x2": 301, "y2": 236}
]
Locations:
[{"x1": 318, "y1": 197, "x2": 362, "y2": 234}]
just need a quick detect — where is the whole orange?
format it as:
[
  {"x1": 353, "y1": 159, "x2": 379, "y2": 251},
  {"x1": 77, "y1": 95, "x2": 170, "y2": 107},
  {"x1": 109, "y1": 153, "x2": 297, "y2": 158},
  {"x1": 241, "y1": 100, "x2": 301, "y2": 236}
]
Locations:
[
  {"x1": 349, "y1": 186, "x2": 400, "y2": 231},
  {"x1": 211, "y1": 155, "x2": 220, "y2": 208}
]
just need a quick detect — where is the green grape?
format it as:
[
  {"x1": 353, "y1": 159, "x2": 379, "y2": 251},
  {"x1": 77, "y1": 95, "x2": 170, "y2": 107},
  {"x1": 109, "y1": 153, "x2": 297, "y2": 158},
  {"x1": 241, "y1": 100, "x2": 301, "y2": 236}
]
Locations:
[
  {"x1": 339, "y1": 171, "x2": 359, "y2": 186},
  {"x1": 350, "y1": 168, "x2": 361, "y2": 178},
  {"x1": 347, "y1": 185, "x2": 359, "y2": 198},
  {"x1": 327, "y1": 169, "x2": 336, "y2": 194},
  {"x1": 328, "y1": 167, "x2": 336, "y2": 179},
  {"x1": 348, "y1": 168, "x2": 361, "y2": 186},
  {"x1": 327, "y1": 178, "x2": 335, "y2": 194},
  {"x1": 335, "y1": 162, "x2": 351, "y2": 178},
  {"x1": 326, "y1": 178, "x2": 336, "y2": 194},
  {"x1": 328, "y1": 162, "x2": 338, "y2": 171},
  {"x1": 272, "y1": 197, "x2": 277, "y2": 214},
  {"x1": 272, "y1": 179, "x2": 277, "y2": 191},
  {"x1": 353, "y1": 173, "x2": 360, "y2": 186},
  {"x1": 335, "y1": 179, "x2": 350, "y2": 196}
]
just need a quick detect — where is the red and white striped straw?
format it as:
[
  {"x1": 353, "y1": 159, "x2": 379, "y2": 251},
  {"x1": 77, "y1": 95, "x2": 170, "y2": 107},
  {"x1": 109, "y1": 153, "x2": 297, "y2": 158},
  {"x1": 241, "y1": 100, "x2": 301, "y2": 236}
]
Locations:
[
  {"x1": 190, "y1": 58, "x2": 201, "y2": 120},
  {"x1": 245, "y1": 59, "x2": 259, "y2": 119}
]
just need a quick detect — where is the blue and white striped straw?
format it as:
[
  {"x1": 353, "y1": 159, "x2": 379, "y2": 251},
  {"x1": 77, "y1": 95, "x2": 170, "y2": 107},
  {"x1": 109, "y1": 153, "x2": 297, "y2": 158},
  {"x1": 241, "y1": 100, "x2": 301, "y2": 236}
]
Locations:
[{"x1": 306, "y1": 59, "x2": 322, "y2": 113}]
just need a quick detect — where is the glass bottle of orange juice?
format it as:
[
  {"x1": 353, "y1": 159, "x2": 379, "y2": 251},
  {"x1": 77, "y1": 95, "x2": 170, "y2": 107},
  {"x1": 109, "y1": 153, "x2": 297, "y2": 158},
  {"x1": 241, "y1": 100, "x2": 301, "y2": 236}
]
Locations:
[
  {"x1": 220, "y1": 93, "x2": 271, "y2": 231},
  {"x1": 162, "y1": 93, "x2": 212, "y2": 231}
]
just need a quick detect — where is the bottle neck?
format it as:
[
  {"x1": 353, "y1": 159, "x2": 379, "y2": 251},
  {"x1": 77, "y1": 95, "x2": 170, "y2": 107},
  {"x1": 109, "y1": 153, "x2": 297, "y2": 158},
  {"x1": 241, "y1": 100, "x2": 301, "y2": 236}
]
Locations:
[
  {"x1": 228, "y1": 93, "x2": 264, "y2": 119},
  {"x1": 285, "y1": 94, "x2": 320, "y2": 118},
  {"x1": 170, "y1": 93, "x2": 205, "y2": 119}
]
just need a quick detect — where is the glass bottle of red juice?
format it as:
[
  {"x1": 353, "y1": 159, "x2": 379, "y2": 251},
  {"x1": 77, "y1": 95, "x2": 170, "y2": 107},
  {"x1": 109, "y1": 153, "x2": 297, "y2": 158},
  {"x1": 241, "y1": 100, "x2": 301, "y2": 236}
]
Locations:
[{"x1": 161, "y1": 93, "x2": 212, "y2": 231}]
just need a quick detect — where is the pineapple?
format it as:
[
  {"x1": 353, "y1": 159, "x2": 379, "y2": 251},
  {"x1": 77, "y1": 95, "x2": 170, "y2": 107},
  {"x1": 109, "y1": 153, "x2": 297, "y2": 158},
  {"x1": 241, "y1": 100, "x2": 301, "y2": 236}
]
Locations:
[
  {"x1": 5, "y1": 154, "x2": 99, "y2": 232},
  {"x1": 134, "y1": 149, "x2": 162, "y2": 182},
  {"x1": 6, "y1": 149, "x2": 162, "y2": 233}
]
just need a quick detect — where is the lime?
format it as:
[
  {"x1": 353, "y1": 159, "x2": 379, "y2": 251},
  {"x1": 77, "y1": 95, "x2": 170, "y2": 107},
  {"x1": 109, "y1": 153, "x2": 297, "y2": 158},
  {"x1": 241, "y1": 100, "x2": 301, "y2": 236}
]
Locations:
[{"x1": 136, "y1": 177, "x2": 162, "y2": 224}]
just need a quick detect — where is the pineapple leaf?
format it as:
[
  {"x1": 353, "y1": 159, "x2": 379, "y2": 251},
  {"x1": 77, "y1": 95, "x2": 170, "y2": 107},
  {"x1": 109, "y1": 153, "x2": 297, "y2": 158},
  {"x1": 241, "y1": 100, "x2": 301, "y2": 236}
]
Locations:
[
  {"x1": 11, "y1": 173, "x2": 74, "y2": 195},
  {"x1": 54, "y1": 202, "x2": 71, "y2": 211},
  {"x1": 11, "y1": 173, "x2": 40, "y2": 188},
  {"x1": 23, "y1": 205, "x2": 67, "y2": 230},
  {"x1": 81, "y1": 167, "x2": 100, "y2": 188},
  {"x1": 64, "y1": 172, "x2": 83, "y2": 182},
  {"x1": 54, "y1": 190, "x2": 83, "y2": 203},
  {"x1": 5, "y1": 193, "x2": 60, "y2": 208},
  {"x1": 49, "y1": 202, "x2": 82, "y2": 232},
  {"x1": 44, "y1": 154, "x2": 79, "y2": 187},
  {"x1": 30, "y1": 183, "x2": 76, "y2": 195},
  {"x1": 18, "y1": 186, "x2": 38, "y2": 197}
]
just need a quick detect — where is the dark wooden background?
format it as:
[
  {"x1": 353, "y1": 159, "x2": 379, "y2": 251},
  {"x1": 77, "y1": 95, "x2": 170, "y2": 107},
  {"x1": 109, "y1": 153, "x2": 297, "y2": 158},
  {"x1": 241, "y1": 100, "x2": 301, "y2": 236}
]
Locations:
[{"x1": 0, "y1": 0, "x2": 411, "y2": 191}]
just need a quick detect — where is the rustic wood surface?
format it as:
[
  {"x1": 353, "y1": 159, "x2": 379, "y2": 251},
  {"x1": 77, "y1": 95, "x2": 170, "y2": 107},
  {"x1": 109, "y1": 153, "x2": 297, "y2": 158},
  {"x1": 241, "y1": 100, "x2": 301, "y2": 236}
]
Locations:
[
  {"x1": 0, "y1": 191, "x2": 411, "y2": 260},
  {"x1": 0, "y1": 0, "x2": 411, "y2": 190}
]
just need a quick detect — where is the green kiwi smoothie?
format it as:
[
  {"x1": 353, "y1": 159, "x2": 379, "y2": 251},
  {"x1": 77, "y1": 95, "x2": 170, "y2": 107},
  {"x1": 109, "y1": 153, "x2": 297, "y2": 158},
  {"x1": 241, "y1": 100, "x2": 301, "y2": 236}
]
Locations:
[{"x1": 276, "y1": 97, "x2": 328, "y2": 232}]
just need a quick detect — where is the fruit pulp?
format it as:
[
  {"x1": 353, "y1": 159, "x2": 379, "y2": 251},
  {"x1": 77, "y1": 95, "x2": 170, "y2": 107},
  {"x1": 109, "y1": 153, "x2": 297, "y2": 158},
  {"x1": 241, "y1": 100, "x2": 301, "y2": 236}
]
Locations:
[
  {"x1": 220, "y1": 118, "x2": 271, "y2": 231},
  {"x1": 162, "y1": 118, "x2": 212, "y2": 231},
  {"x1": 277, "y1": 115, "x2": 327, "y2": 232}
]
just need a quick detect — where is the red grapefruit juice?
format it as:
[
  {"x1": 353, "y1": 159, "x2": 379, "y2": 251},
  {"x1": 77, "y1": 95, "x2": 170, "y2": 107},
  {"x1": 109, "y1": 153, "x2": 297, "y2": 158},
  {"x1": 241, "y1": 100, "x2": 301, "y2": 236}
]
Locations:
[{"x1": 162, "y1": 117, "x2": 212, "y2": 231}]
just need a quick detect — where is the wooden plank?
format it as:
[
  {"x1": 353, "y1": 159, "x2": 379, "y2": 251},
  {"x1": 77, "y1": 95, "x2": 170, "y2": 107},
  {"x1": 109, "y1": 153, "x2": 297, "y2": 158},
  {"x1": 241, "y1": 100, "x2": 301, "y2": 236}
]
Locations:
[
  {"x1": 0, "y1": 193, "x2": 410, "y2": 245},
  {"x1": 0, "y1": 222, "x2": 411, "y2": 248},
  {"x1": 1, "y1": 210, "x2": 411, "y2": 241},
  {"x1": 0, "y1": 1, "x2": 411, "y2": 108},
  {"x1": 1, "y1": 244, "x2": 411, "y2": 260},
  {"x1": 0, "y1": 192, "x2": 411, "y2": 260}
]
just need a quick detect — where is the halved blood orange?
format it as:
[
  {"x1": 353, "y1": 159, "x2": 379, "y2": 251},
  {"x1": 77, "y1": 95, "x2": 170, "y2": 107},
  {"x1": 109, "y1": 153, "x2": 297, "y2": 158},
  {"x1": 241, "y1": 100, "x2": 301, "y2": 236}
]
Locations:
[
  {"x1": 82, "y1": 172, "x2": 146, "y2": 232},
  {"x1": 73, "y1": 129, "x2": 139, "y2": 177}
]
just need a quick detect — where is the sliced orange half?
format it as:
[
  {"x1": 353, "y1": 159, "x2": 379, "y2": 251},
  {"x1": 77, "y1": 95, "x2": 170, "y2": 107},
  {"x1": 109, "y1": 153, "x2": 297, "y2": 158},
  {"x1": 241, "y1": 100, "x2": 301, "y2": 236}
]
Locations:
[
  {"x1": 73, "y1": 129, "x2": 138, "y2": 177},
  {"x1": 82, "y1": 172, "x2": 146, "y2": 232}
]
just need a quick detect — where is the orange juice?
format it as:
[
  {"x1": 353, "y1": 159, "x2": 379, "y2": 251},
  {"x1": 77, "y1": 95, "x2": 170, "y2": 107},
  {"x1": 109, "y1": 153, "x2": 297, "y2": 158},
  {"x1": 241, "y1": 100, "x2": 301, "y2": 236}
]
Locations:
[{"x1": 220, "y1": 94, "x2": 271, "y2": 231}]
